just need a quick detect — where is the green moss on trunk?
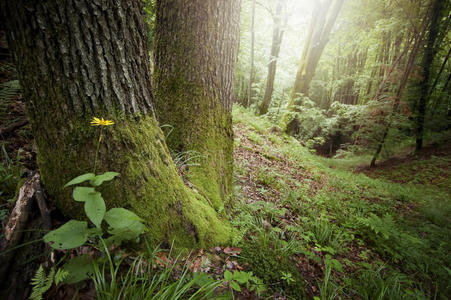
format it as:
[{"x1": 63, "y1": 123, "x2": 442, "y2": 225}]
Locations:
[{"x1": 36, "y1": 115, "x2": 231, "y2": 247}]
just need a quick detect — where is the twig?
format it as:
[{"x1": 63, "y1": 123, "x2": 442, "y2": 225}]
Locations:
[{"x1": 0, "y1": 119, "x2": 28, "y2": 136}]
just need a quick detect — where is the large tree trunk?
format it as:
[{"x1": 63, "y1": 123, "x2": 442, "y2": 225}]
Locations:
[
  {"x1": 258, "y1": 0, "x2": 286, "y2": 116},
  {"x1": 153, "y1": 0, "x2": 240, "y2": 209},
  {"x1": 2, "y1": 0, "x2": 231, "y2": 248}
]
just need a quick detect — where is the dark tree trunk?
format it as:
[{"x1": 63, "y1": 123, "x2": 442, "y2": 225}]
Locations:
[
  {"x1": 153, "y1": 0, "x2": 240, "y2": 208},
  {"x1": 2, "y1": 0, "x2": 231, "y2": 247},
  {"x1": 415, "y1": 0, "x2": 444, "y2": 153},
  {"x1": 430, "y1": 47, "x2": 451, "y2": 94},
  {"x1": 258, "y1": 0, "x2": 285, "y2": 116},
  {"x1": 370, "y1": 22, "x2": 427, "y2": 167}
]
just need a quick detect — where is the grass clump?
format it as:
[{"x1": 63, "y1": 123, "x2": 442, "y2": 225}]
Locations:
[{"x1": 240, "y1": 240, "x2": 306, "y2": 299}]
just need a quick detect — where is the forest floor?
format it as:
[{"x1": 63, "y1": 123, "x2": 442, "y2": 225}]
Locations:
[{"x1": 226, "y1": 106, "x2": 450, "y2": 299}]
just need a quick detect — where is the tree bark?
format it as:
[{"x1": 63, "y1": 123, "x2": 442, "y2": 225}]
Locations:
[
  {"x1": 3, "y1": 0, "x2": 231, "y2": 248},
  {"x1": 258, "y1": 0, "x2": 286, "y2": 116},
  {"x1": 153, "y1": 0, "x2": 240, "y2": 209}
]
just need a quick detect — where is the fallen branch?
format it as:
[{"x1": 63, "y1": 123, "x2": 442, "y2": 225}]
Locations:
[
  {"x1": 0, "y1": 172, "x2": 44, "y2": 283},
  {"x1": 0, "y1": 119, "x2": 28, "y2": 136}
]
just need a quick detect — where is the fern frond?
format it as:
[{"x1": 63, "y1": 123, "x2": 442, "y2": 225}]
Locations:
[
  {"x1": 54, "y1": 268, "x2": 69, "y2": 285},
  {"x1": 0, "y1": 80, "x2": 21, "y2": 101},
  {"x1": 30, "y1": 265, "x2": 55, "y2": 300}
]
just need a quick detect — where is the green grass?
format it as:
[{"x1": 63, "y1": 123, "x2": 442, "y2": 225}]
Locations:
[
  {"x1": 91, "y1": 244, "x2": 222, "y2": 300},
  {"x1": 231, "y1": 106, "x2": 451, "y2": 299}
]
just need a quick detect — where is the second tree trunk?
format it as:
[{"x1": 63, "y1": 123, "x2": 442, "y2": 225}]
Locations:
[{"x1": 154, "y1": 0, "x2": 241, "y2": 208}]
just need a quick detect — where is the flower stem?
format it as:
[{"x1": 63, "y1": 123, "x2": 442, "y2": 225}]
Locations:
[{"x1": 93, "y1": 127, "x2": 103, "y2": 174}]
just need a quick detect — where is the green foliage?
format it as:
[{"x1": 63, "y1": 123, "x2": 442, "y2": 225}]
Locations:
[
  {"x1": 240, "y1": 240, "x2": 306, "y2": 298},
  {"x1": 0, "y1": 145, "x2": 24, "y2": 203},
  {"x1": 30, "y1": 265, "x2": 53, "y2": 300},
  {"x1": 30, "y1": 265, "x2": 68, "y2": 300},
  {"x1": 43, "y1": 172, "x2": 146, "y2": 284},
  {"x1": 281, "y1": 271, "x2": 296, "y2": 285},
  {"x1": 92, "y1": 243, "x2": 223, "y2": 300},
  {"x1": 44, "y1": 171, "x2": 143, "y2": 251},
  {"x1": 347, "y1": 266, "x2": 424, "y2": 300},
  {"x1": 61, "y1": 255, "x2": 95, "y2": 284},
  {"x1": 316, "y1": 256, "x2": 342, "y2": 300},
  {"x1": 224, "y1": 270, "x2": 266, "y2": 295},
  {"x1": 0, "y1": 80, "x2": 20, "y2": 102},
  {"x1": 44, "y1": 220, "x2": 90, "y2": 250}
]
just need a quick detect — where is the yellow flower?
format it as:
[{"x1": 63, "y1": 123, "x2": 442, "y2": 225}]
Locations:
[{"x1": 90, "y1": 117, "x2": 114, "y2": 126}]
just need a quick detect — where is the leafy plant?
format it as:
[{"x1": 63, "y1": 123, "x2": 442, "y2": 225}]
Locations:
[
  {"x1": 0, "y1": 80, "x2": 20, "y2": 102},
  {"x1": 30, "y1": 265, "x2": 68, "y2": 300},
  {"x1": 42, "y1": 172, "x2": 146, "y2": 284},
  {"x1": 224, "y1": 270, "x2": 265, "y2": 295},
  {"x1": 92, "y1": 242, "x2": 222, "y2": 300},
  {"x1": 281, "y1": 271, "x2": 296, "y2": 285},
  {"x1": 0, "y1": 145, "x2": 24, "y2": 202}
]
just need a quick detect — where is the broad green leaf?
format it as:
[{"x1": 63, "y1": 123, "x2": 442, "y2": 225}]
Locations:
[
  {"x1": 61, "y1": 255, "x2": 94, "y2": 284},
  {"x1": 193, "y1": 273, "x2": 215, "y2": 286},
  {"x1": 103, "y1": 235, "x2": 125, "y2": 248},
  {"x1": 73, "y1": 186, "x2": 98, "y2": 202},
  {"x1": 104, "y1": 208, "x2": 146, "y2": 240},
  {"x1": 43, "y1": 220, "x2": 89, "y2": 250},
  {"x1": 233, "y1": 271, "x2": 251, "y2": 284},
  {"x1": 90, "y1": 172, "x2": 120, "y2": 186},
  {"x1": 224, "y1": 270, "x2": 233, "y2": 281},
  {"x1": 104, "y1": 208, "x2": 144, "y2": 226},
  {"x1": 84, "y1": 194, "x2": 106, "y2": 228},
  {"x1": 64, "y1": 173, "x2": 95, "y2": 188},
  {"x1": 230, "y1": 280, "x2": 241, "y2": 292}
]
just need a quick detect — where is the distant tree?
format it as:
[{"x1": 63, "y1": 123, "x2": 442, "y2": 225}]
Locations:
[
  {"x1": 370, "y1": 17, "x2": 428, "y2": 167},
  {"x1": 2, "y1": 0, "x2": 231, "y2": 247},
  {"x1": 153, "y1": 0, "x2": 240, "y2": 208},
  {"x1": 258, "y1": 0, "x2": 286, "y2": 116},
  {"x1": 284, "y1": 0, "x2": 344, "y2": 134},
  {"x1": 247, "y1": 0, "x2": 256, "y2": 108},
  {"x1": 415, "y1": 0, "x2": 445, "y2": 153}
]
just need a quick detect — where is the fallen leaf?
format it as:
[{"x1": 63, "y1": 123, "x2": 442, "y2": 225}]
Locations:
[{"x1": 223, "y1": 246, "x2": 242, "y2": 256}]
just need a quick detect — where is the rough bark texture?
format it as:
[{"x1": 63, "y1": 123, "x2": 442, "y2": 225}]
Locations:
[
  {"x1": 154, "y1": 0, "x2": 240, "y2": 209},
  {"x1": 3, "y1": 0, "x2": 231, "y2": 248},
  {"x1": 258, "y1": 0, "x2": 285, "y2": 116}
]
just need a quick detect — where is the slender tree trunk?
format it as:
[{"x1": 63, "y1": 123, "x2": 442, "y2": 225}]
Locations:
[
  {"x1": 258, "y1": 0, "x2": 285, "y2": 115},
  {"x1": 153, "y1": 0, "x2": 240, "y2": 208},
  {"x1": 247, "y1": 0, "x2": 256, "y2": 108},
  {"x1": 370, "y1": 24, "x2": 427, "y2": 167},
  {"x1": 283, "y1": 0, "x2": 344, "y2": 134},
  {"x1": 372, "y1": 35, "x2": 411, "y2": 101},
  {"x1": 2, "y1": 0, "x2": 231, "y2": 247},
  {"x1": 415, "y1": 0, "x2": 444, "y2": 153},
  {"x1": 430, "y1": 47, "x2": 451, "y2": 93}
]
